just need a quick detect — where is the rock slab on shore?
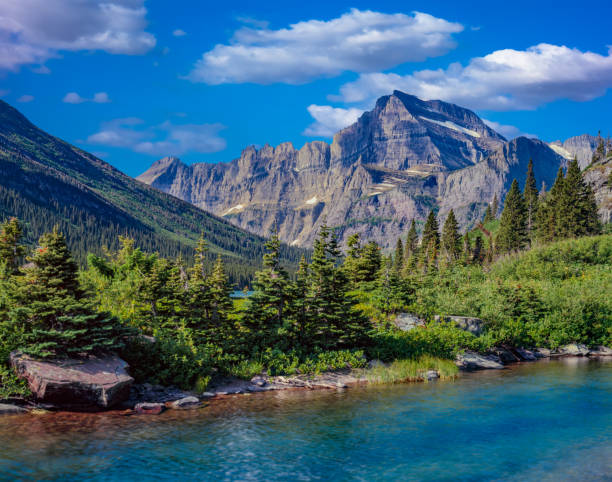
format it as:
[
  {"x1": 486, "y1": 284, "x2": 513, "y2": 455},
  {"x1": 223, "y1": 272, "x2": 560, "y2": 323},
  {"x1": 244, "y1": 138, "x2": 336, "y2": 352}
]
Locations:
[
  {"x1": 456, "y1": 351, "x2": 504, "y2": 370},
  {"x1": 10, "y1": 352, "x2": 134, "y2": 409}
]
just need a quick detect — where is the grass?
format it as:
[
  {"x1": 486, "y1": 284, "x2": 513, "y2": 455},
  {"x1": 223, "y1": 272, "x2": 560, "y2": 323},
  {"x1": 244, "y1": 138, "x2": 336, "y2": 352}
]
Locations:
[{"x1": 364, "y1": 356, "x2": 458, "y2": 384}]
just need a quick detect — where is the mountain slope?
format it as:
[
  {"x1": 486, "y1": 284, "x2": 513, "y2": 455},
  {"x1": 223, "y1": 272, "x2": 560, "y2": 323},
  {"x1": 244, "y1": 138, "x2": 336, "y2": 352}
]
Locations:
[
  {"x1": 0, "y1": 101, "x2": 305, "y2": 284},
  {"x1": 139, "y1": 91, "x2": 565, "y2": 248}
]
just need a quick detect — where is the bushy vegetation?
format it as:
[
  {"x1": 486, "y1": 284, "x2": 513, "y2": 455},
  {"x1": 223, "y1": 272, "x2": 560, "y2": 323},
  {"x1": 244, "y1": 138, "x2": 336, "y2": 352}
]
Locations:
[
  {"x1": 0, "y1": 154, "x2": 609, "y2": 399},
  {"x1": 365, "y1": 356, "x2": 458, "y2": 384}
]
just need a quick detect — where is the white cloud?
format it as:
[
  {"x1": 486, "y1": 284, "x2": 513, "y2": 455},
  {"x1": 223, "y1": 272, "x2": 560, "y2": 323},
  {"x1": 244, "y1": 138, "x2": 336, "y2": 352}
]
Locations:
[
  {"x1": 63, "y1": 91, "x2": 111, "y2": 104},
  {"x1": 0, "y1": 0, "x2": 156, "y2": 71},
  {"x1": 172, "y1": 29, "x2": 187, "y2": 37},
  {"x1": 63, "y1": 92, "x2": 87, "y2": 104},
  {"x1": 87, "y1": 118, "x2": 227, "y2": 156},
  {"x1": 93, "y1": 92, "x2": 111, "y2": 103},
  {"x1": 303, "y1": 105, "x2": 364, "y2": 137},
  {"x1": 482, "y1": 119, "x2": 537, "y2": 140},
  {"x1": 332, "y1": 44, "x2": 612, "y2": 111},
  {"x1": 188, "y1": 9, "x2": 463, "y2": 85},
  {"x1": 17, "y1": 94, "x2": 34, "y2": 103}
]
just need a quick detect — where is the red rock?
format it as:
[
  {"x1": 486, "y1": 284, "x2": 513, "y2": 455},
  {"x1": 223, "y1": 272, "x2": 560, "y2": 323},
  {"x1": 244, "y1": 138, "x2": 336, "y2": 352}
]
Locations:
[{"x1": 10, "y1": 352, "x2": 133, "y2": 409}]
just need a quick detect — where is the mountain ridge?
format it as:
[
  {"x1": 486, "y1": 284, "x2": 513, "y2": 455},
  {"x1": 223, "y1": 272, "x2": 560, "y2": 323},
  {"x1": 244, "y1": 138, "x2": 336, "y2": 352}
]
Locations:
[{"x1": 139, "y1": 91, "x2": 569, "y2": 248}]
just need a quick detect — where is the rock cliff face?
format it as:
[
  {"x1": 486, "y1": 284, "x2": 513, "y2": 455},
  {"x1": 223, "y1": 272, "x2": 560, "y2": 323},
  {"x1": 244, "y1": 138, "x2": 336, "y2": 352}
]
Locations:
[
  {"x1": 549, "y1": 134, "x2": 599, "y2": 169},
  {"x1": 138, "y1": 91, "x2": 567, "y2": 248}
]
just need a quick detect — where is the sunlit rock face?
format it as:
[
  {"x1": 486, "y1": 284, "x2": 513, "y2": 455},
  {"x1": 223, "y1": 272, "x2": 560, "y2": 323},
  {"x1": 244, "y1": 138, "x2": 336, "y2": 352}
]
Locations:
[{"x1": 138, "y1": 91, "x2": 566, "y2": 248}]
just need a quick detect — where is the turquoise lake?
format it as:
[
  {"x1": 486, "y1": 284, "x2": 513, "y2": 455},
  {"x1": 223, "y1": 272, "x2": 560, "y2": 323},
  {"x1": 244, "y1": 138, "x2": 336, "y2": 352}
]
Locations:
[{"x1": 0, "y1": 358, "x2": 610, "y2": 481}]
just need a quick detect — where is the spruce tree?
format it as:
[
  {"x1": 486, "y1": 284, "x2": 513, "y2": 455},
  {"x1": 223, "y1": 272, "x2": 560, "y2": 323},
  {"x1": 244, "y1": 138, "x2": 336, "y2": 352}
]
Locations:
[
  {"x1": 208, "y1": 255, "x2": 233, "y2": 334},
  {"x1": 244, "y1": 229, "x2": 290, "y2": 352},
  {"x1": 492, "y1": 194, "x2": 499, "y2": 219},
  {"x1": 287, "y1": 255, "x2": 311, "y2": 349},
  {"x1": 393, "y1": 238, "x2": 404, "y2": 273},
  {"x1": 404, "y1": 219, "x2": 419, "y2": 259},
  {"x1": 12, "y1": 228, "x2": 124, "y2": 358},
  {"x1": 441, "y1": 210, "x2": 461, "y2": 263},
  {"x1": 186, "y1": 233, "x2": 212, "y2": 329},
  {"x1": 524, "y1": 159, "x2": 539, "y2": 236},
  {"x1": 472, "y1": 234, "x2": 484, "y2": 264},
  {"x1": 536, "y1": 167, "x2": 565, "y2": 243},
  {"x1": 359, "y1": 241, "x2": 382, "y2": 282},
  {"x1": 496, "y1": 180, "x2": 528, "y2": 254},
  {"x1": 0, "y1": 218, "x2": 27, "y2": 276},
  {"x1": 421, "y1": 210, "x2": 440, "y2": 269},
  {"x1": 343, "y1": 233, "x2": 362, "y2": 285},
  {"x1": 483, "y1": 205, "x2": 493, "y2": 225}
]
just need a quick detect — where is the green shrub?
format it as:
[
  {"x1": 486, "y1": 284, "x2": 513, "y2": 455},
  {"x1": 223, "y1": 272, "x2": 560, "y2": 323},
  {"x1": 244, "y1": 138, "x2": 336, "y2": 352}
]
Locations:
[{"x1": 366, "y1": 356, "x2": 458, "y2": 384}]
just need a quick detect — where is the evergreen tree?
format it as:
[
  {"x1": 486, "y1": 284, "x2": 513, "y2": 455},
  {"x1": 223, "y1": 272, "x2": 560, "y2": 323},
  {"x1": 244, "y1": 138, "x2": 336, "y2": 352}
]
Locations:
[
  {"x1": 12, "y1": 228, "x2": 124, "y2": 358},
  {"x1": 0, "y1": 218, "x2": 27, "y2": 276},
  {"x1": 523, "y1": 159, "x2": 539, "y2": 236},
  {"x1": 404, "y1": 219, "x2": 419, "y2": 260},
  {"x1": 207, "y1": 255, "x2": 233, "y2": 333},
  {"x1": 186, "y1": 233, "x2": 212, "y2": 329},
  {"x1": 441, "y1": 210, "x2": 461, "y2": 263},
  {"x1": 393, "y1": 238, "x2": 404, "y2": 273},
  {"x1": 421, "y1": 210, "x2": 440, "y2": 269},
  {"x1": 373, "y1": 256, "x2": 409, "y2": 315},
  {"x1": 492, "y1": 194, "x2": 499, "y2": 219},
  {"x1": 483, "y1": 205, "x2": 493, "y2": 225},
  {"x1": 536, "y1": 167, "x2": 565, "y2": 243},
  {"x1": 557, "y1": 158, "x2": 601, "y2": 237},
  {"x1": 287, "y1": 255, "x2": 311, "y2": 348},
  {"x1": 472, "y1": 234, "x2": 484, "y2": 264},
  {"x1": 343, "y1": 233, "x2": 363, "y2": 285},
  {"x1": 496, "y1": 180, "x2": 527, "y2": 254},
  {"x1": 359, "y1": 241, "x2": 382, "y2": 282},
  {"x1": 244, "y1": 230, "x2": 290, "y2": 352}
]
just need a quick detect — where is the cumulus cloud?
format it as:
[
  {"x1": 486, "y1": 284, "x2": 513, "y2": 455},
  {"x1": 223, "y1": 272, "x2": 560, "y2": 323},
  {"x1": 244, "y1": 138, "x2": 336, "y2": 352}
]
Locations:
[
  {"x1": 0, "y1": 0, "x2": 156, "y2": 71},
  {"x1": 16, "y1": 94, "x2": 34, "y2": 103},
  {"x1": 172, "y1": 29, "x2": 187, "y2": 37},
  {"x1": 482, "y1": 119, "x2": 537, "y2": 140},
  {"x1": 303, "y1": 105, "x2": 364, "y2": 137},
  {"x1": 87, "y1": 118, "x2": 227, "y2": 156},
  {"x1": 63, "y1": 92, "x2": 111, "y2": 104},
  {"x1": 332, "y1": 44, "x2": 612, "y2": 111},
  {"x1": 187, "y1": 9, "x2": 463, "y2": 85}
]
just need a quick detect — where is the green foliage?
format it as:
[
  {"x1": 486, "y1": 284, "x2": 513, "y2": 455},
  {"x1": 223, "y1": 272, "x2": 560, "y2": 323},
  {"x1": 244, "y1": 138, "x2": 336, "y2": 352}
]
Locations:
[
  {"x1": 524, "y1": 159, "x2": 539, "y2": 234},
  {"x1": 496, "y1": 179, "x2": 527, "y2": 254},
  {"x1": 441, "y1": 209, "x2": 461, "y2": 263},
  {"x1": 0, "y1": 364, "x2": 30, "y2": 399}
]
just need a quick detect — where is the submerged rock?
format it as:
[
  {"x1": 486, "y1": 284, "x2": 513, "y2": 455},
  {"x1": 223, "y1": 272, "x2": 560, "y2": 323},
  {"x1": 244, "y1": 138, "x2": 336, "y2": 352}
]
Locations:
[
  {"x1": 456, "y1": 351, "x2": 504, "y2": 370},
  {"x1": 135, "y1": 402, "x2": 165, "y2": 415},
  {"x1": 167, "y1": 396, "x2": 202, "y2": 410},
  {"x1": 0, "y1": 403, "x2": 26, "y2": 415},
  {"x1": 10, "y1": 352, "x2": 133, "y2": 409}
]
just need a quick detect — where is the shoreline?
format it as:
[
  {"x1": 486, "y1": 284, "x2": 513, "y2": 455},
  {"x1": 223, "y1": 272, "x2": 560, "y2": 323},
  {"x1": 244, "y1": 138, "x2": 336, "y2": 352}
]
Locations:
[{"x1": 2, "y1": 349, "x2": 611, "y2": 417}]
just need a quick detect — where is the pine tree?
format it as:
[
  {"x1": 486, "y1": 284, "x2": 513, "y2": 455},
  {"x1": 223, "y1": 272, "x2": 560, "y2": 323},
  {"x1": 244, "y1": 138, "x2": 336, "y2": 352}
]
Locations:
[
  {"x1": 186, "y1": 233, "x2": 212, "y2": 329},
  {"x1": 343, "y1": 233, "x2": 362, "y2": 285},
  {"x1": 393, "y1": 238, "x2": 404, "y2": 273},
  {"x1": 421, "y1": 210, "x2": 439, "y2": 269},
  {"x1": 404, "y1": 219, "x2": 419, "y2": 258},
  {"x1": 483, "y1": 205, "x2": 493, "y2": 225},
  {"x1": 207, "y1": 255, "x2": 233, "y2": 332},
  {"x1": 496, "y1": 180, "x2": 527, "y2": 254},
  {"x1": 472, "y1": 234, "x2": 484, "y2": 264},
  {"x1": 536, "y1": 167, "x2": 565, "y2": 242},
  {"x1": 492, "y1": 194, "x2": 499, "y2": 219},
  {"x1": 244, "y1": 229, "x2": 290, "y2": 352},
  {"x1": 373, "y1": 256, "x2": 407, "y2": 315},
  {"x1": 557, "y1": 158, "x2": 601, "y2": 237},
  {"x1": 441, "y1": 210, "x2": 461, "y2": 263},
  {"x1": 359, "y1": 241, "x2": 382, "y2": 282},
  {"x1": 287, "y1": 255, "x2": 311, "y2": 349},
  {"x1": 0, "y1": 218, "x2": 27, "y2": 276},
  {"x1": 12, "y1": 228, "x2": 124, "y2": 358},
  {"x1": 524, "y1": 159, "x2": 539, "y2": 236}
]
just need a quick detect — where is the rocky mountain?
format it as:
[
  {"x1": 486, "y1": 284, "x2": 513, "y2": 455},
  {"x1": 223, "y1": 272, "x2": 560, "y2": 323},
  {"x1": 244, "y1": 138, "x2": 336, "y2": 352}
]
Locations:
[
  {"x1": 549, "y1": 134, "x2": 599, "y2": 169},
  {"x1": 139, "y1": 91, "x2": 568, "y2": 248},
  {"x1": 0, "y1": 101, "x2": 304, "y2": 283}
]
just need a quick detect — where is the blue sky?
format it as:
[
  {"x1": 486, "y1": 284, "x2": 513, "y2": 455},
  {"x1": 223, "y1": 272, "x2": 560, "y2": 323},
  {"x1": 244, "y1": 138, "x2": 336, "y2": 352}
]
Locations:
[{"x1": 2, "y1": 0, "x2": 612, "y2": 177}]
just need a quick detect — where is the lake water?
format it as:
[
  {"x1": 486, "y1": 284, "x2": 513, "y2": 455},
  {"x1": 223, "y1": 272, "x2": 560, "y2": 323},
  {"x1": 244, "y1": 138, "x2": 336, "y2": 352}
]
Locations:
[{"x1": 0, "y1": 358, "x2": 610, "y2": 481}]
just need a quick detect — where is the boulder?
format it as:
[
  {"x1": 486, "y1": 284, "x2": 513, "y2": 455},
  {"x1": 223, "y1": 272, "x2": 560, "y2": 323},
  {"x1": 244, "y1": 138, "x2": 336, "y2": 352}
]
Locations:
[
  {"x1": 0, "y1": 403, "x2": 26, "y2": 415},
  {"x1": 425, "y1": 370, "x2": 439, "y2": 380},
  {"x1": 456, "y1": 351, "x2": 504, "y2": 370},
  {"x1": 514, "y1": 348, "x2": 537, "y2": 361},
  {"x1": 492, "y1": 347, "x2": 520, "y2": 364},
  {"x1": 589, "y1": 346, "x2": 612, "y2": 356},
  {"x1": 435, "y1": 315, "x2": 484, "y2": 336},
  {"x1": 394, "y1": 313, "x2": 425, "y2": 331},
  {"x1": 534, "y1": 348, "x2": 551, "y2": 358},
  {"x1": 250, "y1": 376, "x2": 267, "y2": 387},
  {"x1": 555, "y1": 344, "x2": 590, "y2": 356},
  {"x1": 135, "y1": 402, "x2": 165, "y2": 415},
  {"x1": 166, "y1": 396, "x2": 202, "y2": 410},
  {"x1": 10, "y1": 352, "x2": 133, "y2": 409}
]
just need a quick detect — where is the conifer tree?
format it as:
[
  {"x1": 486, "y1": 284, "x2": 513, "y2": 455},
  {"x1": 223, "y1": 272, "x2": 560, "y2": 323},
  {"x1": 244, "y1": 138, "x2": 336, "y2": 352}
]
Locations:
[
  {"x1": 359, "y1": 241, "x2": 382, "y2": 282},
  {"x1": 208, "y1": 255, "x2": 233, "y2": 331},
  {"x1": 472, "y1": 234, "x2": 484, "y2": 264},
  {"x1": 483, "y1": 205, "x2": 493, "y2": 225},
  {"x1": 441, "y1": 210, "x2": 461, "y2": 263},
  {"x1": 404, "y1": 219, "x2": 419, "y2": 259},
  {"x1": 421, "y1": 210, "x2": 440, "y2": 269},
  {"x1": 524, "y1": 159, "x2": 539, "y2": 236},
  {"x1": 492, "y1": 194, "x2": 499, "y2": 219},
  {"x1": 496, "y1": 180, "x2": 527, "y2": 254},
  {"x1": 393, "y1": 238, "x2": 404, "y2": 273},
  {"x1": 12, "y1": 228, "x2": 124, "y2": 358},
  {"x1": 0, "y1": 218, "x2": 27, "y2": 276},
  {"x1": 287, "y1": 255, "x2": 311, "y2": 348},
  {"x1": 536, "y1": 167, "x2": 565, "y2": 242},
  {"x1": 186, "y1": 233, "x2": 212, "y2": 328},
  {"x1": 343, "y1": 233, "x2": 362, "y2": 285},
  {"x1": 245, "y1": 229, "x2": 290, "y2": 351},
  {"x1": 374, "y1": 256, "x2": 407, "y2": 315}
]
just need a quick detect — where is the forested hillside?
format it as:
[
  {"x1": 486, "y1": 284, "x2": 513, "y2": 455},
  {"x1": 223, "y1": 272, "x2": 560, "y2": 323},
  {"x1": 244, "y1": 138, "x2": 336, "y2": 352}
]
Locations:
[{"x1": 0, "y1": 101, "x2": 306, "y2": 285}]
